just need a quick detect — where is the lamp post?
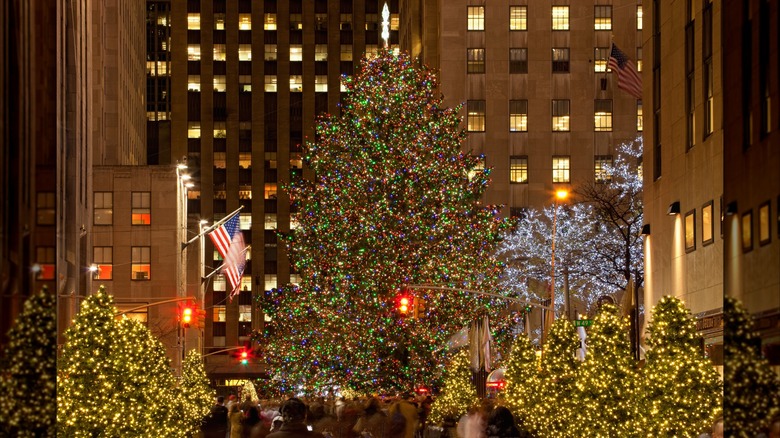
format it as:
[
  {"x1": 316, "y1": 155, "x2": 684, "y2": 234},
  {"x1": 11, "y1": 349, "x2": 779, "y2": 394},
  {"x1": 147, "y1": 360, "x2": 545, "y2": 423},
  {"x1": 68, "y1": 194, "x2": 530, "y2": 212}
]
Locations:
[{"x1": 544, "y1": 189, "x2": 569, "y2": 344}]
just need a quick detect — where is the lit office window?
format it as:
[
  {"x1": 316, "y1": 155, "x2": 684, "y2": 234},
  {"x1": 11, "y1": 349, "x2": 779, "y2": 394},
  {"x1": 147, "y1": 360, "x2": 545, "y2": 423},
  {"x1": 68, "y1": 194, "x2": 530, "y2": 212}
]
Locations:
[
  {"x1": 213, "y1": 44, "x2": 226, "y2": 61},
  {"x1": 594, "y1": 47, "x2": 609, "y2": 72},
  {"x1": 467, "y1": 48, "x2": 485, "y2": 73},
  {"x1": 290, "y1": 76, "x2": 303, "y2": 92},
  {"x1": 239, "y1": 75, "x2": 251, "y2": 92},
  {"x1": 552, "y1": 100, "x2": 570, "y2": 131},
  {"x1": 214, "y1": 14, "x2": 225, "y2": 30},
  {"x1": 315, "y1": 75, "x2": 328, "y2": 92},
  {"x1": 131, "y1": 247, "x2": 151, "y2": 280},
  {"x1": 637, "y1": 6, "x2": 643, "y2": 30},
  {"x1": 36, "y1": 192, "x2": 55, "y2": 225},
  {"x1": 240, "y1": 213, "x2": 252, "y2": 230},
  {"x1": 265, "y1": 44, "x2": 277, "y2": 61},
  {"x1": 290, "y1": 14, "x2": 303, "y2": 30},
  {"x1": 35, "y1": 247, "x2": 55, "y2": 280},
  {"x1": 93, "y1": 246, "x2": 113, "y2": 280},
  {"x1": 637, "y1": 100, "x2": 644, "y2": 131},
  {"x1": 265, "y1": 214, "x2": 277, "y2": 230},
  {"x1": 264, "y1": 274, "x2": 278, "y2": 292},
  {"x1": 238, "y1": 44, "x2": 252, "y2": 61},
  {"x1": 510, "y1": 6, "x2": 527, "y2": 30},
  {"x1": 187, "y1": 45, "x2": 201, "y2": 61},
  {"x1": 594, "y1": 99, "x2": 613, "y2": 132},
  {"x1": 510, "y1": 156, "x2": 529, "y2": 183},
  {"x1": 552, "y1": 6, "x2": 569, "y2": 30},
  {"x1": 265, "y1": 76, "x2": 277, "y2": 92},
  {"x1": 214, "y1": 122, "x2": 226, "y2": 139},
  {"x1": 315, "y1": 45, "x2": 327, "y2": 61},
  {"x1": 187, "y1": 13, "x2": 200, "y2": 30},
  {"x1": 239, "y1": 152, "x2": 252, "y2": 169},
  {"x1": 213, "y1": 152, "x2": 226, "y2": 169},
  {"x1": 467, "y1": 6, "x2": 485, "y2": 30},
  {"x1": 340, "y1": 13, "x2": 353, "y2": 30},
  {"x1": 467, "y1": 100, "x2": 486, "y2": 132},
  {"x1": 94, "y1": 192, "x2": 113, "y2": 225},
  {"x1": 213, "y1": 76, "x2": 226, "y2": 92},
  {"x1": 187, "y1": 122, "x2": 201, "y2": 138},
  {"x1": 264, "y1": 13, "x2": 277, "y2": 30},
  {"x1": 290, "y1": 44, "x2": 303, "y2": 62},
  {"x1": 509, "y1": 100, "x2": 528, "y2": 132},
  {"x1": 341, "y1": 45, "x2": 353, "y2": 61},
  {"x1": 594, "y1": 6, "x2": 612, "y2": 30},
  {"x1": 239, "y1": 13, "x2": 251, "y2": 30},
  {"x1": 131, "y1": 192, "x2": 151, "y2": 225},
  {"x1": 510, "y1": 48, "x2": 528, "y2": 74},
  {"x1": 594, "y1": 155, "x2": 613, "y2": 183},
  {"x1": 188, "y1": 75, "x2": 200, "y2": 92},
  {"x1": 552, "y1": 48, "x2": 570, "y2": 73},
  {"x1": 552, "y1": 156, "x2": 571, "y2": 183},
  {"x1": 365, "y1": 45, "x2": 379, "y2": 58},
  {"x1": 637, "y1": 47, "x2": 643, "y2": 71},
  {"x1": 265, "y1": 183, "x2": 278, "y2": 199}
]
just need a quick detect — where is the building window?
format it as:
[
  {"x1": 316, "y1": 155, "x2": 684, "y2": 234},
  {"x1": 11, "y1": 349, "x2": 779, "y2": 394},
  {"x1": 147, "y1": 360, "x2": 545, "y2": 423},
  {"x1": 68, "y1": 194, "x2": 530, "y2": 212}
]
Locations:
[
  {"x1": 213, "y1": 291, "x2": 227, "y2": 321},
  {"x1": 94, "y1": 192, "x2": 113, "y2": 225},
  {"x1": 341, "y1": 45, "x2": 353, "y2": 61},
  {"x1": 239, "y1": 13, "x2": 251, "y2": 30},
  {"x1": 213, "y1": 44, "x2": 226, "y2": 61},
  {"x1": 238, "y1": 44, "x2": 252, "y2": 61},
  {"x1": 187, "y1": 45, "x2": 201, "y2": 61},
  {"x1": 290, "y1": 44, "x2": 303, "y2": 62},
  {"x1": 510, "y1": 6, "x2": 527, "y2": 30},
  {"x1": 467, "y1": 6, "x2": 485, "y2": 31},
  {"x1": 703, "y1": 1, "x2": 714, "y2": 136},
  {"x1": 187, "y1": 13, "x2": 200, "y2": 30},
  {"x1": 467, "y1": 155, "x2": 486, "y2": 181},
  {"x1": 509, "y1": 100, "x2": 528, "y2": 132},
  {"x1": 290, "y1": 13, "x2": 303, "y2": 30},
  {"x1": 637, "y1": 100, "x2": 644, "y2": 131},
  {"x1": 594, "y1": 47, "x2": 609, "y2": 72},
  {"x1": 265, "y1": 183, "x2": 277, "y2": 199},
  {"x1": 510, "y1": 156, "x2": 528, "y2": 184},
  {"x1": 290, "y1": 76, "x2": 303, "y2": 92},
  {"x1": 93, "y1": 246, "x2": 113, "y2": 280},
  {"x1": 213, "y1": 152, "x2": 226, "y2": 169},
  {"x1": 552, "y1": 48, "x2": 569, "y2": 73},
  {"x1": 36, "y1": 192, "x2": 55, "y2": 225},
  {"x1": 265, "y1": 213, "x2": 277, "y2": 230},
  {"x1": 685, "y1": 210, "x2": 696, "y2": 252},
  {"x1": 265, "y1": 44, "x2": 277, "y2": 61},
  {"x1": 240, "y1": 213, "x2": 252, "y2": 231},
  {"x1": 315, "y1": 75, "x2": 328, "y2": 92},
  {"x1": 213, "y1": 274, "x2": 226, "y2": 290},
  {"x1": 552, "y1": 100, "x2": 570, "y2": 131},
  {"x1": 315, "y1": 44, "x2": 327, "y2": 61},
  {"x1": 552, "y1": 6, "x2": 569, "y2": 30},
  {"x1": 467, "y1": 100, "x2": 486, "y2": 132},
  {"x1": 264, "y1": 13, "x2": 277, "y2": 30},
  {"x1": 759, "y1": 202, "x2": 771, "y2": 245},
  {"x1": 213, "y1": 76, "x2": 226, "y2": 92},
  {"x1": 214, "y1": 14, "x2": 225, "y2": 30},
  {"x1": 213, "y1": 122, "x2": 227, "y2": 138},
  {"x1": 340, "y1": 13, "x2": 352, "y2": 30},
  {"x1": 594, "y1": 99, "x2": 613, "y2": 132},
  {"x1": 265, "y1": 76, "x2": 277, "y2": 92},
  {"x1": 35, "y1": 247, "x2": 55, "y2": 280},
  {"x1": 264, "y1": 274, "x2": 278, "y2": 292},
  {"x1": 552, "y1": 156, "x2": 570, "y2": 183},
  {"x1": 594, "y1": 155, "x2": 613, "y2": 183},
  {"x1": 637, "y1": 5, "x2": 643, "y2": 30},
  {"x1": 636, "y1": 47, "x2": 643, "y2": 72},
  {"x1": 467, "y1": 48, "x2": 485, "y2": 73},
  {"x1": 594, "y1": 5, "x2": 612, "y2": 30},
  {"x1": 510, "y1": 48, "x2": 528, "y2": 74},
  {"x1": 686, "y1": 18, "x2": 695, "y2": 150},
  {"x1": 188, "y1": 75, "x2": 200, "y2": 92},
  {"x1": 742, "y1": 210, "x2": 753, "y2": 253},
  {"x1": 131, "y1": 192, "x2": 151, "y2": 225},
  {"x1": 702, "y1": 201, "x2": 714, "y2": 246},
  {"x1": 131, "y1": 246, "x2": 151, "y2": 280}
]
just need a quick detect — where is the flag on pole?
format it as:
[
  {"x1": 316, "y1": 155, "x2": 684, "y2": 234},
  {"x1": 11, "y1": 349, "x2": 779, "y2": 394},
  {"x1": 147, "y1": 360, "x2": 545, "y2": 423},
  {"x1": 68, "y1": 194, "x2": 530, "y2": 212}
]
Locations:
[
  {"x1": 208, "y1": 214, "x2": 246, "y2": 298},
  {"x1": 608, "y1": 42, "x2": 643, "y2": 99}
]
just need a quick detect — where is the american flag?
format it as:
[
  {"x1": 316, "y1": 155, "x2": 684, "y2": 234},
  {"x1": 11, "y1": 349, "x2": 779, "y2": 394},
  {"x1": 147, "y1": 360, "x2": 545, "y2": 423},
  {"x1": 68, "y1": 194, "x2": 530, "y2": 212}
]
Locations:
[
  {"x1": 208, "y1": 214, "x2": 246, "y2": 297},
  {"x1": 608, "y1": 43, "x2": 643, "y2": 99}
]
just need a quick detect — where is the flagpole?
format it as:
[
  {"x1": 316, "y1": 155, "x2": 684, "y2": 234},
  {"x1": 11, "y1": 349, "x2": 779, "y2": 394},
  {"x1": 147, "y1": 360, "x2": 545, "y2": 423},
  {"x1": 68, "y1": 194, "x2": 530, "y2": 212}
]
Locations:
[
  {"x1": 201, "y1": 245, "x2": 251, "y2": 281},
  {"x1": 182, "y1": 205, "x2": 244, "y2": 250}
]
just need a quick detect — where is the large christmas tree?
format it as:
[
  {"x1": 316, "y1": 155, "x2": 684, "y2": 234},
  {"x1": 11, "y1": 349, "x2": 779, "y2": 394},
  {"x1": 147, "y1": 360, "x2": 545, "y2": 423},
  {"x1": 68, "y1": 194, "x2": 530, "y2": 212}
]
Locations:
[
  {"x1": 57, "y1": 287, "x2": 120, "y2": 437},
  {"x1": 180, "y1": 350, "x2": 216, "y2": 436},
  {"x1": 428, "y1": 350, "x2": 479, "y2": 425},
  {"x1": 0, "y1": 287, "x2": 56, "y2": 437},
  {"x1": 256, "y1": 50, "x2": 508, "y2": 392},
  {"x1": 502, "y1": 335, "x2": 540, "y2": 433},
  {"x1": 570, "y1": 303, "x2": 640, "y2": 437},
  {"x1": 724, "y1": 296, "x2": 780, "y2": 436},
  {"x1": 640, "y1": 296, "x2": 721, "y2": 437},
  {"x1": 530, "y1": 318, "x2": 580, "y2": 437}
]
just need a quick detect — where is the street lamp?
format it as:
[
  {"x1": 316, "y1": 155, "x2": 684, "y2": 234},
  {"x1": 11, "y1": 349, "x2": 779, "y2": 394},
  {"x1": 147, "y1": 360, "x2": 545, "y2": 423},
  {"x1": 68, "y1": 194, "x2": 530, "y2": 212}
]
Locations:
[{"x1": 544, "y1": 189, "x2": 569, "y2": 343}]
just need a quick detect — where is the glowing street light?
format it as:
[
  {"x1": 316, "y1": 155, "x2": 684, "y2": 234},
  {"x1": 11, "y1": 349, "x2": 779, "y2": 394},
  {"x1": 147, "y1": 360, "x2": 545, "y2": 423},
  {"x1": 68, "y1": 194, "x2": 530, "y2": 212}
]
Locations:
[{"x1": 544, "y1": 189, "x2": 569, "y2": 343}]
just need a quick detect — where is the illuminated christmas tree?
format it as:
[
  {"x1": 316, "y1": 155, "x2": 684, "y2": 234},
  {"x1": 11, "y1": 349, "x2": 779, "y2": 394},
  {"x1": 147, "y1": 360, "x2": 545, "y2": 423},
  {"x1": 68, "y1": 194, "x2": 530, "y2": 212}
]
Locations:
[
  {"x1": 569, "y1": 303, "x2": 640, "y2": 437},
  {"x1": 180, "y1": 350, "x2": 215, "y2": 437},
  {"x1": 256, "y1": 49, "x2": 508, "y2": 392},
  {"x1": 724, "y1": 296, "x2": 780, "y2": 436},
  {"x1": 106, "y1": 317, "x2": 184, "y2": 437},
  {"x1": 531, "y1": 318, "x2": 580, "y2": 437},
  {"x1": 57, "y1": 287, "x2": 120, "y2": 437},
  {"x1": 0, "y1": 287, "x2": 56, "y2": 437},
  {"x1": 241, "y1": 379, "x2": 259, "y2": 404},
  {"x1": 428, "y1": 350, "x2": 479, "y2": 425},
  {"x1": 639, "y1": 296, "x2": 721, "y2": 437},
  {"x1": 502, "y1": 335, "x2": 540, "y2": 433}
]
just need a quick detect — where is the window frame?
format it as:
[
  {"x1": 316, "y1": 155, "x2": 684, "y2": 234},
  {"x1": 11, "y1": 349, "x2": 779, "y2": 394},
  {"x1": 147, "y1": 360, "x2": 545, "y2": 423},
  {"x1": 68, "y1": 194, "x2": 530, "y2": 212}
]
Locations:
[
  {"x1": 94, "y1": 192, "x2": 114, "y2": 225},
  {"x1": 509, "y1": 100, "x2": 528, "y2": 132},
  {"x1": 467, "y1": 100, "x2": 486, "y2": 132},
  {"x1": 552, "y1": 100, "x2": 570, "y2": 132},
  {"x1": 35, "y1": 246, "x2": 55, "y2": 280},
  {"x1": 510, "y1": 156, "x2": 529, "y2": 184},
  {"x1": 509, "y1": 48, "x2": 528, "y2": 74},
  {"x1": 594, "y1": 5, "x2": 612, "y2": 30},
  {"x1": 685, "y1": 209, "x2": 696, "y2": 252},
  {"x1": 36, "y1": 192, "x2": 55, "y2": 225},
  {"x1": 510, "y1": 6, "x2": 528, "y2": 31},
  {"x1": 131, "y1": 191, "x2": 151, "y2": 225},
  {"x1": 702, "y1": 200, "x2": 714, "y2": 246},
  {"x1": 93, "y1": 246, "x2": 114, "y2": 280},
  {"x1": 131, "y1": 246, "x2": 151, "y2": 280},
  {"x1": 759, "y1": 201, "x2": 771, "y2": 246},
  {"x1": 552, "y1": 6, "x2": 570, "y2": 30},
  {"x1": 467, "y1": 6, "x2": 485, "y2": 31},
  {"x1": 594, "y1": 155, "x2": 613, "y2": 183},
  {"x1": 467, "y1": 48, "x2": 486, "y2": 74},
  {"x1": 594, "y1": 99, "x2": 613, "y2": 132},
  {"x1": 742, "y1": 210, "x2": 753, "y2": 253},
  {"x1": 552, "y1": 48, "x2": 570, "y2": 73},
  {"x1": 552, "y1": 156, "x2": 571, "y2": 183}
]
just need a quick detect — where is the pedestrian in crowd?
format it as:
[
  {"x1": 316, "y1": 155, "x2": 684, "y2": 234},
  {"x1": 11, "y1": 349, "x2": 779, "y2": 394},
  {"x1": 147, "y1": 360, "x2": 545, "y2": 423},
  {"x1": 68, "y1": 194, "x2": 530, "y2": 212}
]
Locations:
[
  {"x1": 388, "y1": 393, "x2": 418, "y2": 438},
  {"x1": 310, "y1": 401, "x2": 338, "y2": 438},
  {"x1": 227, "y1": 394, "x2": 239, "y2": 412},
  {"x1": 241, "y1": 395, "x2": 256, "y2": 413},
  {"x1": 485, "y1": 406, "x2": 527, "y2": 438},
  {"x1": 335, "y1": 397, "x2": 346, "y2": 422},
  {"x1": 268, "y1": 397, "x2": 326, "y2": 438},
  {"x1": 202, "y1": 396, "x2": 230, "y2": 438},
  {"x1": 456, "y1": 405, "x2": 486, "y2": 438},
  {"x1": 241, "y1": 405, "x2": 264, "y2": 438},
  {"x1": 229, "y1": 404, "x2": 244, "y2": 438},
  {"x1": 353, "y1": 397, "x2": 388, "y2": 438},
  {"x1": 270, "y1": 415, "x2": 284, "y2": 432}
]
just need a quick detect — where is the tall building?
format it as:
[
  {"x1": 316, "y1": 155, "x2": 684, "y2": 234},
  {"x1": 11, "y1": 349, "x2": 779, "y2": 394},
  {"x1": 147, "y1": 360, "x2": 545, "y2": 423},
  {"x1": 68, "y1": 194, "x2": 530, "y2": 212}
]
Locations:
[
  {"x1": 400, "y1": 0, "x2": 644, "y2": 212},
  {"x1": 0, "y1": 0, "x2": 58, "y2": 346},
  {"x1": 723, "y1": 0, "x2": 780, "y2": 371},
  {"x1": 156, "y1": 0, "x2": 400, "y2": 384},
  {"x1": 643, "y1": 0, "x2": 723, "y2": 372}
]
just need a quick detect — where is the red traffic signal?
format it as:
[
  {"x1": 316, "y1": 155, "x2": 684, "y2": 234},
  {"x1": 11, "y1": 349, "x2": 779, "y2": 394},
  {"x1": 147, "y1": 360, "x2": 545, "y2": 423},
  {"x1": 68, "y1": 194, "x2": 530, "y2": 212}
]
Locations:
[
  {"x1": 240, "y1": 350, "x2": 249, "y2": 365},
  {"x1": 182, "y1": 307, "x2": 193, "y2": 328},
  {"x1": 399, "y1": 297, "x2": 410, "y2": 315}
]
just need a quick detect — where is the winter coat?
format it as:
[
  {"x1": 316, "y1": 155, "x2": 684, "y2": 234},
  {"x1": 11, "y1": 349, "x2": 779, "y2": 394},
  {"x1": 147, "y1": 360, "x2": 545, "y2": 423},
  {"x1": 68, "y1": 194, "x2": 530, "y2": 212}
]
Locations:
[{"x1": 230, "y1": 411, "x2": 244, "y2": 438}]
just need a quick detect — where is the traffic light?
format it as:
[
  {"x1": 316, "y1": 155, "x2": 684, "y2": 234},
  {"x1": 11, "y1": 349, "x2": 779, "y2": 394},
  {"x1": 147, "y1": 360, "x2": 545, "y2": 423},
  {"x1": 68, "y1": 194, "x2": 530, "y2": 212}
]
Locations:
[
  {"x1": 182, "y1": 306, "x2": 193, "y2": 328},
  {"x1": 397, "y1": 294, "x2": 411, "y2": 317},
  {"x1": 195, "y1": 308, "x2": 207, "y2": 330},
  {"x1": 413, "y1": 297, "x2": 427, "y2": 319},
  {"x1": 240, "y1": 350, "x2": 249, "y2": 365}
]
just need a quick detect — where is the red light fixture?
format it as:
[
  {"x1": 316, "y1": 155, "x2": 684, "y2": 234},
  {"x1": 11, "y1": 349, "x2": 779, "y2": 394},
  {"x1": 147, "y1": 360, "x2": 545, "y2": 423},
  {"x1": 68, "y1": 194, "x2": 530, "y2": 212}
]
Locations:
[{"x1": 182, "y1": 307, "x2": 193, "y2": 328}]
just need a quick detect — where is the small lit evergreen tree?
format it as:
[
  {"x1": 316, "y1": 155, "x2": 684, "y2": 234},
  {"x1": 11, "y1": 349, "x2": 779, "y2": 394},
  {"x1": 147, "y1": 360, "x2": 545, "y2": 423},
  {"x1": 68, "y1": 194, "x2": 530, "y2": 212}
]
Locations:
[
  {"x1": 531, "y1": 318, "x2": 580, "y2": 437},
  {"x1": 241, "y1": 379, "x2": 259, "y2": 404},
  {"x1": 724, "y1": 296, "x2": 780, "y2": 436},
  {"x1": 428, "y1": 350, "x2": 479, "y2": 425},
  {"x1": 502, "y1": 335, "x2": 540, "y2": 433},
  {"x1": 640, "y1": 296, "x2": 721, "y2": 437},
  {"x1": 570, "y1": 303, "x2": 640, "y2": 437},
  {"x1": 180, "y1": 350, "x2": 216, "y2": 436},
  {"x1": 57, "y1": 287, "x2": 119, "y2": 437},
  {"x1": 0, "y1": 287, "x2": 56, "y2": 437}
]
